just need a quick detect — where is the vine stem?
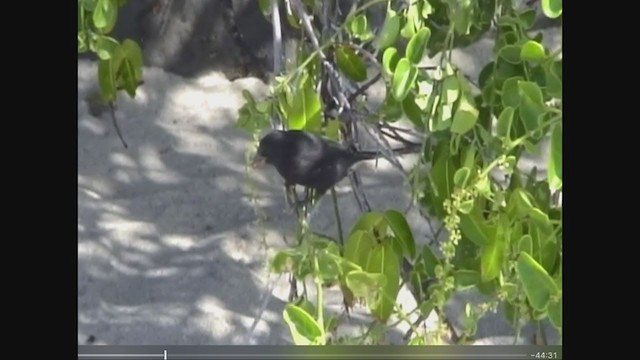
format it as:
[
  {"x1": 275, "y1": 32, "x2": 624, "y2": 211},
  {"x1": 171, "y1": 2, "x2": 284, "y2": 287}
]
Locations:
[
  {"x1": 313, "y1": 256, "x2": 325, "y2": 344},
  {"x1": 330, "y1": 188, "x2": 344, "y2": 248}
]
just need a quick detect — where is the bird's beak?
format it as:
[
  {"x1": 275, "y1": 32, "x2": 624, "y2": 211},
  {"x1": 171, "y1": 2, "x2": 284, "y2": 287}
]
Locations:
[{"x1": 252, "y1": 155, "x2": 267, "y2": 168}]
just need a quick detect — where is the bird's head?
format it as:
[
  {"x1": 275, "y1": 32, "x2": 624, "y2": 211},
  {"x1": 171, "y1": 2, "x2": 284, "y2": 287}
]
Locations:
[{"x1": 252, "y1": 130, "x2": 286, "y2": 168}]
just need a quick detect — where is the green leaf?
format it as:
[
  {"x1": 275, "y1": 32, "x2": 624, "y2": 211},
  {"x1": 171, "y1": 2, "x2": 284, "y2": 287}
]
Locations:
[
  {"x1": 429, "y1": 143, "x2": 456, "y2": 213},
  {"x1": 481, "y1": 222, "x2": 506, "y2": 282},
  {"x1": 454, "y1": 167, "x2": 471, "y2": 188},
  {"x1": 520, "y1": 40, "x2": 546, "y2": 62},
  {"x1": 96, "y1": 35, "x2": 120, "y2": 60},
  {"x1": 82, "y1": 0, "x2": 99, "y2": 11},
  {"x1": 78, "y1": 32, "x2": 88, "y2": 53},
  {"x1": 421, "y1": 1, "x2": 433, "y2": 18},
  {"x1": 422, "y1": 245, "x2": 441, "y2": 278},
  {"x1": 541, "y1": 0, "x2": 562, "y2": 18},
  {"x1": 452, "y1": 4, "x2": 471, "y2": 35},
  {"x1": 548, "y1": 295, "x2": 562, "y2": 329},
  {"x1": 382, "y1": 93, "x2": 403, "y2": 121},
  {"x1": 271, "y1": 250, "x2": 299, "y2": 273},
  {"x1": 283, "y1": 304, "x2": 323, "y2": 345},
  {"x1": 335, "y1": 46, "x2": 367, "y2": 82},
  {"x1": 442, "y1": 76, "x2": 460, "y2": 104},
  {"x1": 402, "y1": 93, "x2": 424, "y2": 128},
  {"x1": 400, "y1": 1, "x2": 420, "y2": 38},
  {"x1": 459, "y1": 207, "x2": 495, "y2": 246},
  {"x1": 419, "y1": 299, "x2": 435, "y2": 318},
  {"x1": 366, "y1": 242, "x2": 401, "y2": 322},
  {"x1": 350, "y1": 211, "x2": 385, "y2": 234},
  {"x1": 121, "y1": 39, "x2": 143, "y2": 80},
  {"x1": 373, "y1": 9, "x2": 401, "y2": 50},
  {"x1": 458, "y1": 199, "x2": 474, "y2": 214},
  {"x1": 93, "y1": 0, "x2": 117, "y2": 33},
  {"x1": 391, "y1": 58, "x2": 417, "y2": 101},
  {"x1": 289, "y1": 76, "x2": 322, "y2": 130},
  {"x1": 345, "y1": 270, "x2": 386, "y2": 302},
  {"x1": 344, "y1": 230, "x2": 376, "y2": 270},
  {"x1": 349, "y1": 14, "x2": 374, "y2": 41},
  {"x1": 516, "y1": 252, "x2": 559, "y2": 311},
  {"x1": 258, "y1": 0, "x2": 271, "y2": 17},
  {"x1": 497, "y1": 106, "x2": 515, "y2": 139},
  {"x1": 499, "y1": 45, "x2": 522, "y2": 64},
  {"x1": 502, "y1": 283, "x2": 518, "y2": 301},
  {"x1": 501, "y1": 76, "x2": 522, "y2": 109},
  {"x1": 406, "y1": 28, "x2": 431, "y2": 64},
  {"x1": 120, "y1": 58, "x2": 138, "y2": 97},
  {"x1": 98, "y1": 59, "x2": 117, "y2": 102},
  {"x1": 382, "y1": 47, "x2": 399, "y2": 76},
  {"x1": 548, "y1": 123, "x2": 562, "y2": 191},
  {"x1": 318, "y1": 251, "x2": 341, "y2": 281},
  {"x1": 451, "y1": 95, "x2": 478, "y2": 134},
  {"x1": 530, "y1": 208, "x2": 552, "y2": 233},
  {"x1": 513, "y1": 188, "x2": 534, "y2": 217},
  {"x1": 384, "y1": 209, "x2": 416, "y2": 260},
  {"x1": 518, "y1": 81, "x2": 544, "y2": 105},
  {"x1": 518, "y1": 81, "x2": 546, "y2": 132},
  {"x1": 545, "y1": 63, "x2": 563, "y2": 99},
  {"x1": 518, "y1": 234, "x2": 533, "y2": 255},
  {"x1": 519, "y1": 98, "x2": 545, "y2": 133},
  {"x1": 325, "y1": 119, "x2": 341, "y2": 140},
  {"x1": 454, "y1": 270, "x2": 480, "y2": 289}
]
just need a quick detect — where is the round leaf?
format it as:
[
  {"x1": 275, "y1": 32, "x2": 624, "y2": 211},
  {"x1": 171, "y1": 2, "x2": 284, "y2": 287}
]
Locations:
[
  {"x1": 382, "y1": 47, "x2": 399, "y2": 76},
  {"x1": 384, "y1": 209, "x2": 416, "y2": 260},
  {"x1": 521, "y1": 40, "x2": 546, "y2": 62},
  {"x1": 542, "y1": 0, "x2": 562, "y2": 18},
  {"x1": 93, "y1": 0, "x2": 117, "y2": 33},
  {"x1": 516, "y1": 252, "x2": 559, "y2": 311},
  {"x1": 406, "y1": 28, "x2": 431, "y2": 64},
  {"x1": 366, "y1": 242, "x2": 401, "y2": 322},
  {"x1": 545, "y1": 62, "x2": 562, "y2": 99},
  {"x1": 481, "y1": 223, "x2": 506, "y2": 282},
  {"x1": 501, "y1": 77, "x2": 523, "y2": 108},
  {"x1": 345, "y1": 270, "x2": 386, "y2": 303},
  {"x1": 442, "y1": 76, "x2": 460, "y2": 104},
  {"x1": 335, "y1": 46, "x2": 367, "y2": 82},
  {"x1": 548, "y1": 123, "x2": 562, "y2": 191},
  {"x1": 121, "y1": 39, "x2": 143, "y2": 80},
  {"x1": 283, "y1": 304, "x2": 323, "y2": 345},
  {"x1": 499, "y1": 45, "x2": 522, "y2": 64},
  {"x1": 349, "y1": 14, "x2": 373, "y2": 41},
  {"x1": 458, "y1": 199, "x2": 474, "y2": 214},
  {"x1": 402, "y1": 93, "x2": 424, "y2": 128},
  {"x1": 548, "y1": 295, "x2": 562, "y2": 329},
  {"x1": 391, "y1": 58, "x2": 417, "y2": 101},
  {"x1": 497, "y1": 106, "x2": 515, "y2": 139},
  {"x1": 98, "y1": 59, "x2": 117, "y2": 102},
  {"x1": 373, "y1": 9, "x2": 400, "y2": 50},
  {"x1": 454, "y1": 167, "x2": 471, "y2": 188},
  {"x1": 344, "y1": 230, "x2": 376, "y2": 269},
  {"x1": 451, "y1": 96, "x2": 478, "y2": 134},
  {"x1": 454, "y1": 270, "x2": 480, "y2": 289},
  {"x1": 289, "y1": 76, "x2": 322, "y2": 130}
]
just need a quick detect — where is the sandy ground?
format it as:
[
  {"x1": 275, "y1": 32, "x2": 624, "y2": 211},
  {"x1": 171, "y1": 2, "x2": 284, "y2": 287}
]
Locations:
[{"x1": 78, "y1": 25, "x2": 561, "y2": 346}]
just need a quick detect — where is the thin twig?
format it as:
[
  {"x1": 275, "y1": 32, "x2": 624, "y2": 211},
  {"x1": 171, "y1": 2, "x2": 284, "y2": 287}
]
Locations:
[
  {"x1": 271, "y1": 0, "x2": 284, "y2": 130},
  {"x1": 290, "y1": 0, "x2": 350, "y2": 112},
  {"x1": 108, "y1": 102, "x2": 128, "y2": 149},
  {"x1": 245, "y1": 273, "x2": 283, "y2": 344},
  {"x1": 347, "y1": 72, "x2": 382, "y2": 103}
]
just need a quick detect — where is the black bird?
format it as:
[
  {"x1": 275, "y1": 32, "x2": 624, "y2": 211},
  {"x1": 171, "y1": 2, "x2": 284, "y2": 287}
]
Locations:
[{"x1": 252, "y1": 130, "x2": 382, "y2": 199}]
